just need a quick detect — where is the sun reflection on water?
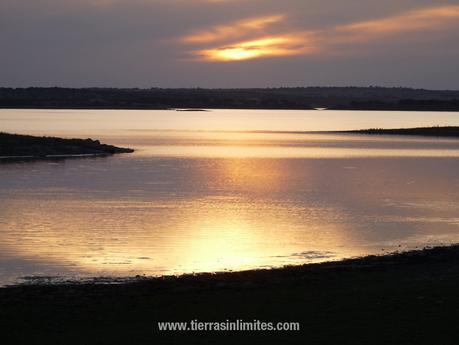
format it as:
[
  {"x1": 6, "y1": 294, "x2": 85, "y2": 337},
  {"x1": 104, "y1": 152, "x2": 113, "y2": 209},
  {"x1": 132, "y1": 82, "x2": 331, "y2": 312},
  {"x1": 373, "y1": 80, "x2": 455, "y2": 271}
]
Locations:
[
  {"x1": 0, "y1": 158, "x2": 366, "y2": 279},
  {"x1": 1, "y1": 121, "x2": 459, "y2": 284}
]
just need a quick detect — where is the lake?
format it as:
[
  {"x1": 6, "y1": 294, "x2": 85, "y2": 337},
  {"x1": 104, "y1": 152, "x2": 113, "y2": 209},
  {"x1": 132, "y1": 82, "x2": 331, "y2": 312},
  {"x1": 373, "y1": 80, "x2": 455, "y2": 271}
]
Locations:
[{"x1": 1, "y1": 109, "x2": 459, "y2": 285}]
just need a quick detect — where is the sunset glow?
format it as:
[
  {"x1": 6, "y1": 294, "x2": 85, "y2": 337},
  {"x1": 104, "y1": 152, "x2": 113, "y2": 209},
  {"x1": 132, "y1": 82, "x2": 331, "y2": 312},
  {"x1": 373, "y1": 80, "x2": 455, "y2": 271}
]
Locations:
[
  {"x1": 196, "y1": 35, "x2": 317, "y2": 61},
  {"x1": 3, "y1": 0, "x2": 459, "y2": 87},
  {"x1": 184, "y1": 4, "x2": 459, "y2": 62},
  {"x1": 337, "y1": 5, "x2": 459, "y2": 39},
  {"x1": 4, "y1": 0, "x2": 459, "y2": 340},
  {"x1": 182, "y1": 15, "x2": 285, "y2": 44}
]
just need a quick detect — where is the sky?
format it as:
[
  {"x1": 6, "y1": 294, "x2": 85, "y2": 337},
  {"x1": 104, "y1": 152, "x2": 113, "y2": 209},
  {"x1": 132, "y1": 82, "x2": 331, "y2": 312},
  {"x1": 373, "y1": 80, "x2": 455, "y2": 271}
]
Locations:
[{"x1": 1, "y1": 0, "x2": 459, "y2": 89}]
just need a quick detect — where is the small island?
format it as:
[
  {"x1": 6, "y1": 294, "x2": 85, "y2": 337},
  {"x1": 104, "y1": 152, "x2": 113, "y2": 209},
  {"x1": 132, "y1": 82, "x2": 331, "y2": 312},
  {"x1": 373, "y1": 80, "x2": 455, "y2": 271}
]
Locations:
[{"x1": 0, "y1": 132, "x2": 134, "y2": 159}]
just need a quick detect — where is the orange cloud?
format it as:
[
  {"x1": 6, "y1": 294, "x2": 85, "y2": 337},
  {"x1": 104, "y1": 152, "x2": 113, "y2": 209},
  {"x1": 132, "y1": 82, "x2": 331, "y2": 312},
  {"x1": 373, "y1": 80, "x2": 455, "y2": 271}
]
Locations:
[
  {"x1": 182, "y1": 15, "x2": 285, "y2": 44},
  {"x1": 334, "y1": 5, "x2": 459, "y2": 44},
  {"x1": 183, "y1": 4, "x2": 459, "y2": 62},
  {"x1": 196, "y1": 34, "x2": 318, "y2": 61}
]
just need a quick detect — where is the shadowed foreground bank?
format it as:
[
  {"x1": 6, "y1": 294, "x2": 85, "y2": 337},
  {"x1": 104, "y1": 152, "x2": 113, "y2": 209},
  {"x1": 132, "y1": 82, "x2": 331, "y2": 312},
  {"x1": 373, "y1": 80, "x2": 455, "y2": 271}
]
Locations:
[{"x1": 1, "y1": 246, "x2": 459, "y2": 344}]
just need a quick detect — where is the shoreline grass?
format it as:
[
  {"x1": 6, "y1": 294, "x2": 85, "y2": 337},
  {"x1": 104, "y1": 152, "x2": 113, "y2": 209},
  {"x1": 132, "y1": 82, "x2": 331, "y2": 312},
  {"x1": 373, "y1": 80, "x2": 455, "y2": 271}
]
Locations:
[{"x1": 341, "y1": 126, "x2": 459, "y2": 137}]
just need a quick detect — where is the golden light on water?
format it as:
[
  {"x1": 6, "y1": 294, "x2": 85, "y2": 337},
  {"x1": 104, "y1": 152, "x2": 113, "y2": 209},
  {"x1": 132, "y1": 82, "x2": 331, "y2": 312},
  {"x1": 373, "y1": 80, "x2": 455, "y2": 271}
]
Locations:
[
  {"x1": 0, "y1": 195, "x2": 360, "y2": 276},
  {"x1": 0, "y1": 156, "x2": 368, "y2": 278},
  {"x1": 2, "y1": 121, "x2": 459, "y2": 284}
]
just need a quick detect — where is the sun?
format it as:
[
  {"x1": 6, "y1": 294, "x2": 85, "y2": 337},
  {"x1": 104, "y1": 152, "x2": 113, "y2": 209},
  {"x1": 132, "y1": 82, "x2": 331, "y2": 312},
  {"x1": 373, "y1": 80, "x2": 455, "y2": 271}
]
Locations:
[
  {"x1": 212, "y1": 47, "x2": 262, "y2": 61},
  {"x1": 195, "y1": 35, "x2": 317, "y2": 62}
]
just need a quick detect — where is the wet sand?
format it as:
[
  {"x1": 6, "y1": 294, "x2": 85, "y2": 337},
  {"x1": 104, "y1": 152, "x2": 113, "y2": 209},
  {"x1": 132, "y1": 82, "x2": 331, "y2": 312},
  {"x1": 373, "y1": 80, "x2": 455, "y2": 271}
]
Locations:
[{"x1": 1, "y1": 245, "x2": 459, "y2": 344}]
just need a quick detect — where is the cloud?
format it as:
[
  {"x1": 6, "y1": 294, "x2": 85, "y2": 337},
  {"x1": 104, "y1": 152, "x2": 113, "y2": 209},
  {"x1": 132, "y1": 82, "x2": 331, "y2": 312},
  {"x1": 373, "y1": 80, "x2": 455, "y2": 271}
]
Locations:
[
  {"x1": 195, "y1": 34, "x2": 318, "y2": 61},
  {"x1": 2, "y1": 0, "x2": 459, "y2": 88},
  {"x1": 183, "y1": 4, "x2": 459, "y2": 62},
  {"x1": 333, "y1": 5, "x2": 459, "y2": 44},
  {"x1": 181, "y1": 14, "x2": 316, "y2": 61},
  {"x1": 181, "y1": 15, "x2": 285, "y2": 44}
]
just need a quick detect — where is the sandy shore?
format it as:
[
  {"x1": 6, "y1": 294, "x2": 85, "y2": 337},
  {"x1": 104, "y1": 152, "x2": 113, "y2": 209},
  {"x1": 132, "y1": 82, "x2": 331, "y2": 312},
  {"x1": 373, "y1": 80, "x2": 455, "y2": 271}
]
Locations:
[{"x1": 1, "y1": 245, "x2": 459, "y2": 344}]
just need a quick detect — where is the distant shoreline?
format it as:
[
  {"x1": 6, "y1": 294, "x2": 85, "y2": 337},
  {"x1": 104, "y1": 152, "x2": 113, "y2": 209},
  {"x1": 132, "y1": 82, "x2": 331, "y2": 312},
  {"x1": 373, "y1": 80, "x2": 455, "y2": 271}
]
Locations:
[
  {"x1": 2, "y1": 106, "x2": 459, "y2": 112},
  {"x1": 1, "y1": 87, "x2": 459, "y2": 111}
]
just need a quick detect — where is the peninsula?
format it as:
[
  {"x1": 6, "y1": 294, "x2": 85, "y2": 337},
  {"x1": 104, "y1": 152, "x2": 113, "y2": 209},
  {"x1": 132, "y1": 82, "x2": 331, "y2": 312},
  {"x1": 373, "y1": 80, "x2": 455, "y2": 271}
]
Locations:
[
  {"x1": 0, "y1": 132, "x2": 134, "y2": 158},
  {"x1": 344, "y1": 126, "x2": 459, "y2": 137}
]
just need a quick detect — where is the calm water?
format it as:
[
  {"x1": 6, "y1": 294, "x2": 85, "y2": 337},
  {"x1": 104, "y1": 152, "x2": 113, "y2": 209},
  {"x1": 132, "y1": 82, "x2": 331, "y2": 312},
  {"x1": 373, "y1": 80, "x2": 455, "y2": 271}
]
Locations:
[{"x1": 1, "y1": 109, "x2": 459, "y2": 285}]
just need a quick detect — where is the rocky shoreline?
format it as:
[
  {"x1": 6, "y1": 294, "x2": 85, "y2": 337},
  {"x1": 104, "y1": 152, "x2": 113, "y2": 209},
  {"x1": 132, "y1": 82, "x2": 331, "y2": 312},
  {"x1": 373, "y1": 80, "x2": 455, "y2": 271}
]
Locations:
[{"x1": 2, "y1": 245, "x2": 459, "y2": 344}]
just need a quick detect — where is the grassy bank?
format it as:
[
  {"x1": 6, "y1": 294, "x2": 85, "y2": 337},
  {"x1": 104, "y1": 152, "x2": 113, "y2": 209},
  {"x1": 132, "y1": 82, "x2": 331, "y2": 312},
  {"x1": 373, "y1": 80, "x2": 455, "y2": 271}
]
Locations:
[
  {"x1": 344, "y1": 126, "x2": 459, "y2": 137},
  {"x1": 0, "y1": 132, "x2": 133, "y2": 158},
  {"x1": 1, "y1": 245, "x2": 459, "y2": 344}
]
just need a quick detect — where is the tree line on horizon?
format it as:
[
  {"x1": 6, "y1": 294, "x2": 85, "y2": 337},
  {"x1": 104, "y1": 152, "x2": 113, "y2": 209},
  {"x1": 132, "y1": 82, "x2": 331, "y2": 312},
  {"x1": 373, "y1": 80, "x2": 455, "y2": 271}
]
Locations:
[{"x1": 0, "y1": 87, "x2": 458, "y2": 111}]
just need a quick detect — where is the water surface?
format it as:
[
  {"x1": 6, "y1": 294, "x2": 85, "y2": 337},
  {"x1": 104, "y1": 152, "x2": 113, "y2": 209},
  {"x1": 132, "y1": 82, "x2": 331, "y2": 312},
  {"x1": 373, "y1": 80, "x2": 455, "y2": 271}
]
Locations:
[{"x1": 1, "y1": 109, "x2": 459, "y2": 285}]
